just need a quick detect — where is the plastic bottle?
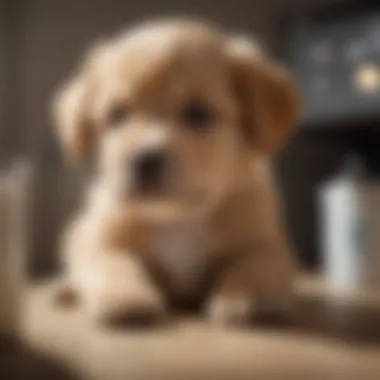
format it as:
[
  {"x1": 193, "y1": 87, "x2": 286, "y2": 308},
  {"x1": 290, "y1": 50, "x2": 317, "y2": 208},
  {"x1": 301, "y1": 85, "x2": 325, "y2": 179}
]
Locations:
[{"x1": 319, "y1": 155, "x2": 368, "y2": 293}]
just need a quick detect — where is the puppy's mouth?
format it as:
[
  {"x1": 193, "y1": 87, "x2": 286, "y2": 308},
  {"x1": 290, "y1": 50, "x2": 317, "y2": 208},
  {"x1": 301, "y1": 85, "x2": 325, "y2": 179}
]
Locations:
[
  {"x1": 131, "y1": 168, "x2": 172, "y2": 199},
  {"x1": 132, "y1": 182, "x2": 170, "y2": 199},
  {"x1": 127, "y1": 187, "x2": 208, "y2": 224},
  {"x1": 126, "y1": 177, "x2": 209, "y2": 223}
]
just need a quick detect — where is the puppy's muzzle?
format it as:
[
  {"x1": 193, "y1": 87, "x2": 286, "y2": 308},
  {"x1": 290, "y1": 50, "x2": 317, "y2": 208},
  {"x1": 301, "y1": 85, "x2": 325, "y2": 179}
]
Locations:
[{"x1": 132, "y1": 149, "x2": 168, "y2": 194}]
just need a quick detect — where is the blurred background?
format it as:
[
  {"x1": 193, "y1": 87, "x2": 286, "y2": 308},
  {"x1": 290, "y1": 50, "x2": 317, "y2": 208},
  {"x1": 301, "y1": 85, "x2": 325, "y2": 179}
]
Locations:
[
  {"x1": 0, "y1": 0, "x2": 380, "y2": 379},
  {"x1": 1, "y1": 0, "x2": 379, "y2": 279},
  {"x1": 0, "y1": 0, "x2": 378, "y2": 281}
]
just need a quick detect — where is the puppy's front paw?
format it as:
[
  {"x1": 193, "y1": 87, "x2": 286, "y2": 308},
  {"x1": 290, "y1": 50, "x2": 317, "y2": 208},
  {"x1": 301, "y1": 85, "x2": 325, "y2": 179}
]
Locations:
[
  {"x1": 207, "y1": 295, "x2": 256, "y2": 326},
  {"x1": 89, "y1": 282, "x2": 165, "y2": 327}
]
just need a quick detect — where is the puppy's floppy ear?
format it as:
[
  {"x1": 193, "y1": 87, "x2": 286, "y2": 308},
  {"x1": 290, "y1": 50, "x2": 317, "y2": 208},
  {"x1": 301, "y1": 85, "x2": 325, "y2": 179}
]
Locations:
[
  {"x1": 52, "y1": 44, "x2": 104, "y2": 163},
  {"x1": 228, "y1": 37, "x2": 301, "y2": 155}
]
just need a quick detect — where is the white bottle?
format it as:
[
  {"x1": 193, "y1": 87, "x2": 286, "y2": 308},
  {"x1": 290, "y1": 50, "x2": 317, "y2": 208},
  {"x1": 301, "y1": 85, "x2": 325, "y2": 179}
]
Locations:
[{"x1": 319, "y1": 156, "x2": 368, "y2": 294}]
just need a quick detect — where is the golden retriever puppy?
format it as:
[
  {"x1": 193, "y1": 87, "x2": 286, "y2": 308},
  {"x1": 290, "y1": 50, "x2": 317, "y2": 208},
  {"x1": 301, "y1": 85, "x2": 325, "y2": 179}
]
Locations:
[{"x1": 53, "y1": 18, "x2": 300, "y2": 325}]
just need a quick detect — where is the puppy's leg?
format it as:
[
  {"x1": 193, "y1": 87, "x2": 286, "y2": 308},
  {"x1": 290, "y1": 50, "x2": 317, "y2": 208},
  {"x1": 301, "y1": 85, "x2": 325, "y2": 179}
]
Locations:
[
  {"x1": 73, "y1": 252, "x2": 165, "y2": 326},
  {"x1": 207, "y1": 247, "x2": 297, "y2": 325}
]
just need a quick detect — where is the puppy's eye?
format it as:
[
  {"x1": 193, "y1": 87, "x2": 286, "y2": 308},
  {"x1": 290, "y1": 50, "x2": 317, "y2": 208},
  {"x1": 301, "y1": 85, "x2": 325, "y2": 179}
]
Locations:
[
  {"x1": 106, "y1": 103, "x2": 128, "y2": 127},
  {"x1": 181, "y1": 101, "x2": 214, "y2": 130}
]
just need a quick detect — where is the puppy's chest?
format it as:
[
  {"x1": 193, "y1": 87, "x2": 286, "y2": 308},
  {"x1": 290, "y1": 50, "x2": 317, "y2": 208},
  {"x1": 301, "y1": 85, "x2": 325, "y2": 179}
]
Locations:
[{"x1": 150, "y1": 222, "x2": 207, "y2": 293}]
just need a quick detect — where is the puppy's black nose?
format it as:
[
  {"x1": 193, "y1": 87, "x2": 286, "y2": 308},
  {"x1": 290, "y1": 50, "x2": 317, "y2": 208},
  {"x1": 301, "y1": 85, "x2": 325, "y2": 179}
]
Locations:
[{"x1": 134, "y1": 150, "x2": 166, "y2": 189}]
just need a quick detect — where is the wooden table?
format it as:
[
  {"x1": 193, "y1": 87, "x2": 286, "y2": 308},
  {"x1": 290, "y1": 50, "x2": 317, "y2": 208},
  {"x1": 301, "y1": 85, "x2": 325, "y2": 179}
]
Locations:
[{"x1": 8, "y1": 276, "x2": 380, "y2": 380}]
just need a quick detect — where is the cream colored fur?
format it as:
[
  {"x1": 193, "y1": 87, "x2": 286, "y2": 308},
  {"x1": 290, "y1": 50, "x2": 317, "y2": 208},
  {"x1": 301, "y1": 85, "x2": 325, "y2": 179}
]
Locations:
[{"x1": 53, "y1": 19, "x2": 300, "y2": 325}]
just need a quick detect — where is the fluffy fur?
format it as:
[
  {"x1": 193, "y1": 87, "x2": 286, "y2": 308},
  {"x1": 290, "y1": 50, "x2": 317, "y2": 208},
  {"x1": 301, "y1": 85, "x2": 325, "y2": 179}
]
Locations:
[{"x1": 53, "y1": 19, "x2": 300, "y2": 325}]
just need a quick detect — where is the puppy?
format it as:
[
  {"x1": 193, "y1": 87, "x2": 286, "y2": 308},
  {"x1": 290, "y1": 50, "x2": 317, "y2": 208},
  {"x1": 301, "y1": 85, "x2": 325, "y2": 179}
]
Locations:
[{"x1": 53, "y1": 19, "x2": 300, "y2": 325}]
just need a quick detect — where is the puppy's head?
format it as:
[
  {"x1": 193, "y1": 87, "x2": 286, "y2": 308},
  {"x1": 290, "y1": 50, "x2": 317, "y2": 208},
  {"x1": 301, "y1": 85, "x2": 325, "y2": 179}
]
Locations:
[{"x1": 53, "y1": 19, "x2": 300, "y2": 221}]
